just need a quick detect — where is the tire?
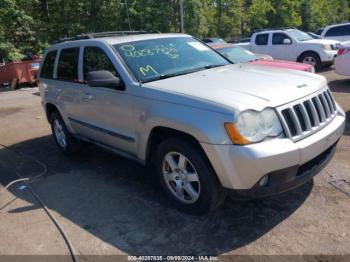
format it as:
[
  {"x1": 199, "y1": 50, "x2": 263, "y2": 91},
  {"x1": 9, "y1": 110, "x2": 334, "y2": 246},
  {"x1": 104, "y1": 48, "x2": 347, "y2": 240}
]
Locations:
[
  {"x1": 298, "y1": 52, "x2": 321, "y2": 71},
  {"x1": 50, "y1": 112, "x2": 82, "y2": 155},
  {"x1": 154, "y1": 138, "x2": 226, "y2": 215}
]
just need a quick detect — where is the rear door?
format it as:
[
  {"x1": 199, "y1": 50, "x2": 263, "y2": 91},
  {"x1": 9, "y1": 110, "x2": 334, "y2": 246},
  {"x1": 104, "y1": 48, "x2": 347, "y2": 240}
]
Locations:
[
  {"x1": 55, "y1": 47, "x2": 86, "y2": 133},
  {"x1": 76, "y1": 45, "x2": 136, "y2": 155},
  {"x1": 251, "y1": 33, "x2": 270, "y2": 55}
]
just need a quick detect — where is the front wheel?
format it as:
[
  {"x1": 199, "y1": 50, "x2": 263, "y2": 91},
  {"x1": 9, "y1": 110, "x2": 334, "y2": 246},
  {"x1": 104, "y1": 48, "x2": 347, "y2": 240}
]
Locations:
[
  {"x1": 154, "y1": 138, "x2": 225, "y2": 215},
  {"x1": 298, "y1": 52, "x2": 321, "y2": 71}
]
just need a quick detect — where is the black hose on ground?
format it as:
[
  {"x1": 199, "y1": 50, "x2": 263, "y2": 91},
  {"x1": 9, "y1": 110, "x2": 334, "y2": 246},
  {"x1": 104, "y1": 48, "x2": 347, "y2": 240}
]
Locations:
[{"x1": 0, "y1": 143, "x2": 77, "y2": 262}]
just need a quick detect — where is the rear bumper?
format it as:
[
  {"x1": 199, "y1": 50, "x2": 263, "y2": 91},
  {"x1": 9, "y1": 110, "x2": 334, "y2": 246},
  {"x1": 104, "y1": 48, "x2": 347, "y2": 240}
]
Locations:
[{"x1": 227, "y1": 140, "x2": 337, "y2": 199}]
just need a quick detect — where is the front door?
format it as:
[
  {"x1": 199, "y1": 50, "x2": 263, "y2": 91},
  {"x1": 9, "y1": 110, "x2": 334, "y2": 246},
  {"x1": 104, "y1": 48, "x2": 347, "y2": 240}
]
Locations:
[
  {"x1": 74, "y1": 46, "x2": 136, "y2": 155},
  {"x1": 270, "y1": 33, "x2": 294, "y2": 61}
]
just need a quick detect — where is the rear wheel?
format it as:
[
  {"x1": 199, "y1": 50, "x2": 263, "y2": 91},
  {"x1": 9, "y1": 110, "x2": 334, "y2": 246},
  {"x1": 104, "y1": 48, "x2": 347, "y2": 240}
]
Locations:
[
  {"x1": 154, "y1": 138, "x2": 225, "y2": 215},
  {"x1": 298, "y1": 52, "x2": 321, "y2": 71},
  {"x1": 50, "y1": 112, "x2": 82, "y2": 155}
]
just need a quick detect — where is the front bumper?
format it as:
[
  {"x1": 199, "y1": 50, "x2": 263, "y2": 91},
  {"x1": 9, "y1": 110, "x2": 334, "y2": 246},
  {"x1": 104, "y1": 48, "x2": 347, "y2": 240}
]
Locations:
[
  {"x1": 228, "y1": 140, "x2": 337, "y2": 199},
  {"x1": 320, "y1": 50, "x2": 338, "y2": 63},
  {"x1": 201, "y1": 111, "x2": 345, "y2": 193}
]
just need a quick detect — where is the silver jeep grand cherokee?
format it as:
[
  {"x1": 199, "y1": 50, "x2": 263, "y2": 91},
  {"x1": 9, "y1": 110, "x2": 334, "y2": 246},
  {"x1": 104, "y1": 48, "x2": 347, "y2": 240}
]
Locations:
[{"x1": 38, "y1": 32, "x2": 346, "y2": 215}]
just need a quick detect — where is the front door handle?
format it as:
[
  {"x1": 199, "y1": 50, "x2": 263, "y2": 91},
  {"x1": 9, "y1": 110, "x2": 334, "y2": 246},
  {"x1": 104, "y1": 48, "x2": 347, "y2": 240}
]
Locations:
[{"x1": 83, "y1": 93, "x2": 93, "y2": 100}]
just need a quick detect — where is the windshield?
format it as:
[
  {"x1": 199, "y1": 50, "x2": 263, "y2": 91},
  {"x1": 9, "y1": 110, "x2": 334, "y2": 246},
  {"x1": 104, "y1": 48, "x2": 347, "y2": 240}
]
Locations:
[
  {"x1": 113, "y1": 37, "x2": 230, "y2": 83},
  {"x1": 217, "y1": 46, "x2": 257, "y2": 63},
  {"x1": 286, "y1": 29, "x2": 313, "y2": 41}
]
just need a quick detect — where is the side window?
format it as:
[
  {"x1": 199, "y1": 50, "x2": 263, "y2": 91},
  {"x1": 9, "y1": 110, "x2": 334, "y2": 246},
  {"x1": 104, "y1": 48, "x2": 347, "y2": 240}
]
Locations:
[
  {"x1": 272, "y1": 33, "x2": 291, "y2": 45},
  {"x1": 40, "y1": 51, "x2": 57, "y2": 79},
  {"x1": 345, "y1": 25, "x2": 350, "y2": 35},
  {"x1": 255, "y1": 34, "x2": 269, "y2": 45},
  {"x1": 325, "y1": 25, "x2": 350, "y2": 37},
  {"x1": 57, "y1": 48, "x2": 79, "y2": 82},
  {"x1": 83, "y1": 46, "x2": 118, "y2": 81}
]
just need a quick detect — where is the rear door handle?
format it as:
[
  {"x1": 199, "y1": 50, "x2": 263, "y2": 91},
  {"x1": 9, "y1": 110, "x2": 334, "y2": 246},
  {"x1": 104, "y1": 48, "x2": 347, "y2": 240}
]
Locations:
[{"x1": 83, "y1": 93, "x2": 93, "y2": 100}]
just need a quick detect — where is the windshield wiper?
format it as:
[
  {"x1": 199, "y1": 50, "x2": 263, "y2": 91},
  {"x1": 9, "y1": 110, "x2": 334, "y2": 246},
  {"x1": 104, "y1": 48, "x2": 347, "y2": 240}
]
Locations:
[
  {"x1": 143, "y1": 70, "x2": 197, "y2": 83},
  {"x1": 203, "y1": 64, "x2": 227, "y2": 69},
  {"x1": 143, "y1": 64, "x2": 227, "y2": 83}
]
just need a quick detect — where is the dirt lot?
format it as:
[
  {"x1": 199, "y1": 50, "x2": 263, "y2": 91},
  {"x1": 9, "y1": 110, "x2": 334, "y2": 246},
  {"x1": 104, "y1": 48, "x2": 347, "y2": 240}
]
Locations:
[{"x1": 0, "y1": 69, "x2": 349, "y2": 261}]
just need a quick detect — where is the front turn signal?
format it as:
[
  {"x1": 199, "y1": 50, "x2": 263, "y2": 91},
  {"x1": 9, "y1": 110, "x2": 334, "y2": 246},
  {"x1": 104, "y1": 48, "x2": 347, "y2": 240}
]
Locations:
[{"x1": 224, "y1": 122, "x2": 252, "y2": 145}]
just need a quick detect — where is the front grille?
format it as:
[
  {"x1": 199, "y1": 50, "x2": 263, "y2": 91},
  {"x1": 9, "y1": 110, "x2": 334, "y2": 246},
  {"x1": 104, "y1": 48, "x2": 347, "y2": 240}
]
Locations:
[{"x1": 278, "y1": 88, "x2": 337, "y2": 141}]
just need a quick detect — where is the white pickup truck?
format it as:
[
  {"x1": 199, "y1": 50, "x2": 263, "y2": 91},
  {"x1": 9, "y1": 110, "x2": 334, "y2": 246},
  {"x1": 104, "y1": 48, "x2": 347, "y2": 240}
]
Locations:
[{"x1": 237, "y1": 29, "x2": 340, "y2": 71}]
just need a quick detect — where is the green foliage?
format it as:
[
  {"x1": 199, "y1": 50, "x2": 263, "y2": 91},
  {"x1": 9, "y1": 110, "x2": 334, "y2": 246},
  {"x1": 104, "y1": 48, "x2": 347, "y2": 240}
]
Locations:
[
  {"x1": 0, "y1": 0, "x2": 349, "y2": 60},
  {"x1": 248, "y1": 0, "x2": 275, "y2": 31},
  {"x1": 0, "y1": 42, "x2": 23, "y2": 61}
]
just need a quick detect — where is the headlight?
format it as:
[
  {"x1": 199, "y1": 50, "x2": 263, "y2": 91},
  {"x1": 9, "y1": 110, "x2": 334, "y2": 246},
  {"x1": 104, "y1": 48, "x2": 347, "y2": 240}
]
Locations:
[
  {"x1": 224, "y1": 108, "x2": 283, "y2": 145},
  {"x1": 322, "y1": 44, "x2": 332, "y2": 51}
]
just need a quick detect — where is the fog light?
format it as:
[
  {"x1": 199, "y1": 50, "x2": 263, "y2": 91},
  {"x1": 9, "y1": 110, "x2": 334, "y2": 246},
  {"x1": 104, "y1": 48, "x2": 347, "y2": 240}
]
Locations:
[{"x1": 259, "y1": 175, "x2": 269, "y2": 187}]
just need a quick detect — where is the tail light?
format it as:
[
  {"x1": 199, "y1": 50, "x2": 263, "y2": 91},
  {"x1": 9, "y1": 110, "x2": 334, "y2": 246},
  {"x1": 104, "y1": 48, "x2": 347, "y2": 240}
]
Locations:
[{"x1": 338, "y1": 48, "x2": 350, "y2": 56}]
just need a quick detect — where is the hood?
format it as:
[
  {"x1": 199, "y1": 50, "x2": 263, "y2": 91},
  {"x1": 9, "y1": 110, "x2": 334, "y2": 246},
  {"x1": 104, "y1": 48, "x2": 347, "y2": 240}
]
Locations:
[
  {"x1": 143, "y1": 64, "x2": 327, "y2": 111},
  {"x1": 340, "y1": 41, "x2": 350, "y2": 47},
  {"x1": 250, "y1": 59, "x2": 312, "y2": 72},
  {"x1": 303, "y1": 39, "x2": 340, "y2": 45}
]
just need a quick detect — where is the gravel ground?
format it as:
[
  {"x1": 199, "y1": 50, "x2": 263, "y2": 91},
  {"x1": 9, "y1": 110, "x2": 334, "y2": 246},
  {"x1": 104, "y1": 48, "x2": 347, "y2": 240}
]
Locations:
[{"x1": 0, "y1": 69, "x2": 349, "y2": 261}]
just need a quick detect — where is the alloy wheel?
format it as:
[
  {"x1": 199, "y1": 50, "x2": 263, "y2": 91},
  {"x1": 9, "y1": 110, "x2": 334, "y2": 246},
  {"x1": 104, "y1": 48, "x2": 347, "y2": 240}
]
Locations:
[
  {"x1": 53, "y1": 119, "x2": 67, "y2": 148},
  {"x1": 162, "y1": 152, "x2": 201, "y2": 204},
  {"x1": 302, "y1": 56, "x2": 317, "y2": 66}
]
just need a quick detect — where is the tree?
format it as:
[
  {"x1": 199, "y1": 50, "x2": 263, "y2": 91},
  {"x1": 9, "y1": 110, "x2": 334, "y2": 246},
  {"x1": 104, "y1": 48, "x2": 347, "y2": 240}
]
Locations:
[
  {"x1": 248, "y1": 0, "x2": 275, "y2": 31},
  {"x1": 1, "y1": 0, "x2": 350, "y2": 61},
  {"x1": 268, "y1": 0, "x2": 302, "y2": 28}
]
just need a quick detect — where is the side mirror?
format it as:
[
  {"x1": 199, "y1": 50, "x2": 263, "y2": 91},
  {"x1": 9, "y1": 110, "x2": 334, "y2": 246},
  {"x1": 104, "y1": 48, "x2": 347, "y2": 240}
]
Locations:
[
  {"x1": 86, "y1": 70, "x2": 124, "y2": 90},
  {"x1": 283, "y1": 38, "x2": 292, "y2": 45}
]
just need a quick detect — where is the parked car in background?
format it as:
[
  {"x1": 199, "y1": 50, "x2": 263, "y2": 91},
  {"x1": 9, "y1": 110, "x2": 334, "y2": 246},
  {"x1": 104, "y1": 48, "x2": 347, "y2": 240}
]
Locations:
[
  {"x1": 212, "y1": 44, "x2": 315, "y2": 73},
  {"x1": 39, "y1": 32, "x2": 345, "y2": 215},
  {"x1": 315, "y1": 28, "x2": 324, "y2": 36},
  {"x1": 254, "y1": 53, "x2": 274, "y2": 60},
  {"x1": 319, "y1": 23, "x2": 350, "y2": 42},
  {"x1": 202, "y1": 37, "x2": 226, "y2": 44},
  {"x1": 228, "y1": 37, "x2": 251, "y2": 44},
  {"x1": 307, "y1": 32, "x2": 321, "y2": 39},
  {"x1": 236, "y1": 28, "x2": 340, "y2": 70},
  {"x1": 335, "y1": 42, "x2": 350, "y2": 76}
]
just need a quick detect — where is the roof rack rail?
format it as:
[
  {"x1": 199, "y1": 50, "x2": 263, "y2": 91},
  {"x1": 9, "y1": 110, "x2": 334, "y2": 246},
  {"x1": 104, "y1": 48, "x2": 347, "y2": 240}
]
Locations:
[
  {"x1": 253, "y1": 27, "x2": 296, "y2": 33},
  {"x1": 54, "y1": 30, "x2": 161, "y2": 44}
]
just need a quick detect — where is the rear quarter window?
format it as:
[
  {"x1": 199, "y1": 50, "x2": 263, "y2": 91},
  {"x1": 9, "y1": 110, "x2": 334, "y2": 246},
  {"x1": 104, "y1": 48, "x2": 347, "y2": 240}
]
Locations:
[
  {"x1": 255, "y1": 34, "x2": 269, "y2": 45},
  {"x1": 40, "y1": 51, "x2": 57, "y2": 79},
  {"x1": 57, "y1": 48, "x2": 80, "y2": 82}
]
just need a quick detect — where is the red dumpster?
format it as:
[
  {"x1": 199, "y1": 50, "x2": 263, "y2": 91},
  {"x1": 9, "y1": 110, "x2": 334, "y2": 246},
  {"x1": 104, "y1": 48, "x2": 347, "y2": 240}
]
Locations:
[{"x1": 0, "y1": 59, "x2": 41, "y2": 87}]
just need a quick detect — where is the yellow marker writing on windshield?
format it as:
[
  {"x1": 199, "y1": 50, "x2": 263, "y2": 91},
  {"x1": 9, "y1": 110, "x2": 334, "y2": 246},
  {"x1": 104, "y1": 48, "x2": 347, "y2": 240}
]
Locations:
[{"x1": 140, "y1": 65, "x2": 158, "y2": 76}]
